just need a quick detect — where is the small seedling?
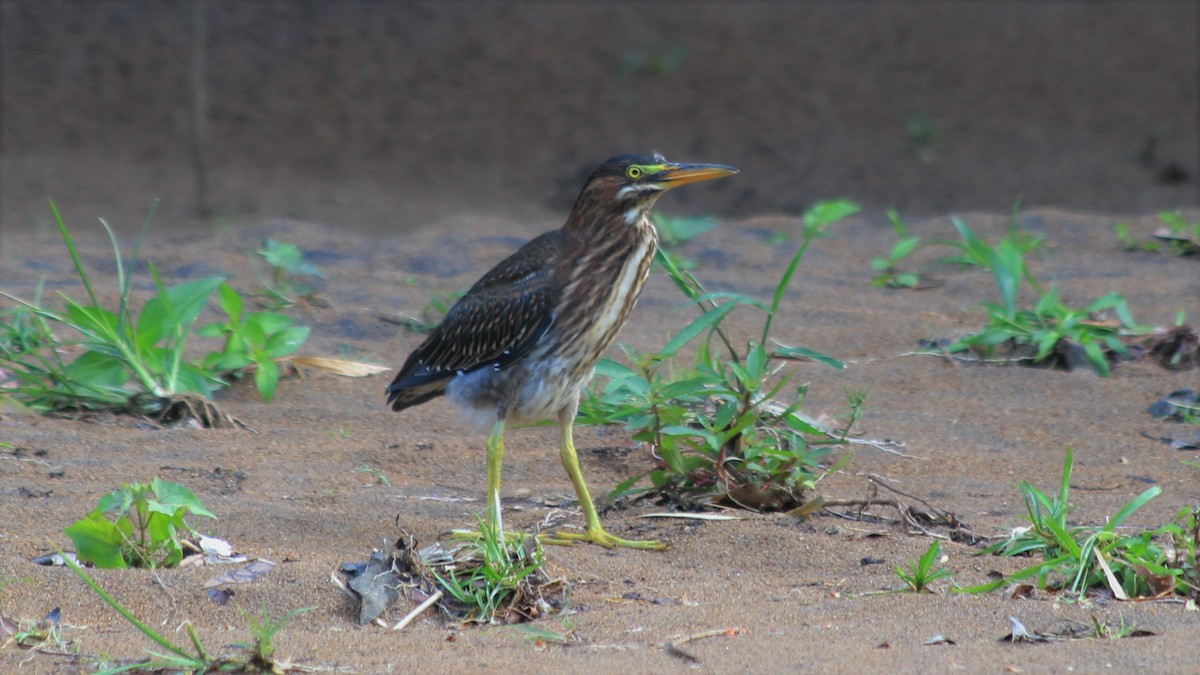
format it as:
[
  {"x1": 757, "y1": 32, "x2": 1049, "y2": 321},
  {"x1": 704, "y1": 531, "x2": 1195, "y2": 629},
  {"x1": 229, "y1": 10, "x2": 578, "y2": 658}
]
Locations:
[
  {"x1": 64, "y1": 477, "x2": 215, "y2": 569},
  {"x1": 234, "y1": 603, "x2": 315, "y2": 669},
  {"x1": 870, "y1": 209, "x2": 925, "y2": 288},
  {"x1": 198, "y1": 282, "x2": 310, "y2": 402},
  {"x1": 1087, "y1": 614, "x2": 1145, "y2": 640},
  {"x1": 894, "y1": 540, "x2": 954, "y2": 592},
  {"x1": 256, "y1": 239, "x2": 325, "y2": 307}
]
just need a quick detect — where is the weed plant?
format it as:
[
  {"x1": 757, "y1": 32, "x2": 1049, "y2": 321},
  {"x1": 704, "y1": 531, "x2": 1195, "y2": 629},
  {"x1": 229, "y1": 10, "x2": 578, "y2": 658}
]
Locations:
[
  {"x1": 960, "y1": 449, "x2": 1198, "y2": 599},
  {"x1": 60, "y1": 550, "x2": 308, "y2": 673},
  {"x1": 0, "y1": 204, "x2": 310, "y2": 419},
  {"x1": 871, "y1": 206, "x2": 1044, "y2": 289},
  {"x1": 894, "y1": 540, "x2": 954, "y2": 592},
  {"x1": 436, "y1": 518, "x2": 546, "y2": 623},
  {"x1": 198, "y1": 282, "x2": 310, "y2": 402},
  {"x1": 581, "y1": 200, "x2": 859, "y2": 510},
  {"x1": 944, "y1": 218, "x2": 1149, "y2": 376},
  {"x1": 64, "y1": 478, "x2": 215, "y2": 569},
  {"x1": 255, "y1": 238, "x2": 324, "y2": 308},
  {"x1": 1116, "y1": 211, "x2": 1200, "y2": 255}
]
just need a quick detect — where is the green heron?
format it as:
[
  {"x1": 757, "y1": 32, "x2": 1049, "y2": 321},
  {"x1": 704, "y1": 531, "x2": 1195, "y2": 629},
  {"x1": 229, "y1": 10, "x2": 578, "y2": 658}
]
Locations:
[{"x1": 387, "y1": 154, "x2": 737, "y2": 550}]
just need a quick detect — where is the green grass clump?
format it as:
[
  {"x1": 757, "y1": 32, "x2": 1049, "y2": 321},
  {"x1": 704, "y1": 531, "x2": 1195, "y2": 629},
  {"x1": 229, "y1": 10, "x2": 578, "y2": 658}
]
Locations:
[
  {"x1": 64, "y1": 477, "x2": 215, "y2": 569},
  {"x1": 960, "y1": 448, "x2": 1198, "y2": 599},
  {"x1": 870, "y1": 205, "x2": 1045, "y2": 289},
  {"x1": 0, "y1": 203, "x2": 310, "y2": 421},
  {"x1": 894, "y1": 540, "x2": 954, "y2": 593},
  {"x1": 944, "y1": 217, "x2": 1149, "y2": 376},
  {"x1": 1116, "y1": 211, "x2": 1200, "y2": 255},
  {"x1": 437, "y1": 519, "x2": 547, "y2": 623},
  {"x1": 582, "y1": 200, "x2": 859, "y2": 511}
]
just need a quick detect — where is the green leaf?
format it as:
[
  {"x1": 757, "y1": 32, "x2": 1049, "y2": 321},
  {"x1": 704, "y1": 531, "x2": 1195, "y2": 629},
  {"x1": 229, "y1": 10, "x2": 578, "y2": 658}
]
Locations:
[
  {"x1": 245, "y1": 312, "x2": 294, "y2": 337},
  {"x1": 660, "y1": 300, "x2": 740, "y2": 357},
  {"x1": 136, "y1": 296, "x2": 169, "y2": 350},
  {"x1": 216, "y1": 282, "x2": 244, "y2": 321},
  {"x1": 162, "y1": 277, "x2": 224, "y2": 328},
  {"x1": 64, "y1": 351, "x2": 129, "y2": 390},
  {"x1": 150, "y1": 478, "x2": 217, "y2": 519},
  {"x1": 255, "y1": 358, "x2": 280, "y2": 402},
  {"x1": 65, "y1": 512, "x2": 129, "y2": 569},
  {"x1": 594, "y1": 358, "x2": 635, "y2": 379},
  {"x1": 802, "y1": 200, "x2": 860, "y2": 231},
  {"x1": 263, "y1": 325, "x2": 310, "y2": 358},
  {"x1": 772, "y1": 345, "x2": 846, "y2": 370},
  {"x1": 892, "y1": 236, "x2": 921, "y2": 260}
]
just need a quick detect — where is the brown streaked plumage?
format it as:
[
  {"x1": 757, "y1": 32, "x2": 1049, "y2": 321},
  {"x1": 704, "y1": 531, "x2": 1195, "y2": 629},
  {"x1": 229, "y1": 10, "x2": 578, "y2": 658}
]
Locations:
[{"x1": 387, "y1": 154, "x2": 737, "y2": 550}]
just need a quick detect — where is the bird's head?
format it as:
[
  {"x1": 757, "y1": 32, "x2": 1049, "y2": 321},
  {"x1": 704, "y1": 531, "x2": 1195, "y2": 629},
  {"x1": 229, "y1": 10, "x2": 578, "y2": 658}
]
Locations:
[{"x1": 572, "y1": 154, "x2": 738, "y2": 225}]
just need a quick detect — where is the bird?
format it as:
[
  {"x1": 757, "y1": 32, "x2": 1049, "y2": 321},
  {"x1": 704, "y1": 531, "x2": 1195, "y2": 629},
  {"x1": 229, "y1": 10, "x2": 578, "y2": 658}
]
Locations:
[{"x1": 387, "y1": 154, "x2": 737, "y2": 550}]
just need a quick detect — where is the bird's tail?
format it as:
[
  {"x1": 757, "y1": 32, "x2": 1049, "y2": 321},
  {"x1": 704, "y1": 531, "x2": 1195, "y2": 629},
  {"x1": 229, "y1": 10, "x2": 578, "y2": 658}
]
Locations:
[{"x1": 385, "y1": 378, "x2": 446, "y2": 412}]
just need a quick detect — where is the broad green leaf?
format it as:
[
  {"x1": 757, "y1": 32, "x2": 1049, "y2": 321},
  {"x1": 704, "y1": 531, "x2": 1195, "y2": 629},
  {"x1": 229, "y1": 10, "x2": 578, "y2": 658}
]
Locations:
[
  {"x1": 892, "y1": 236, "x2": 921, "y2": 260},
  {"x1": 216, "y1": 282, "x2": 243, "y2": 321},
  {"x1": 96, "y1": 486, "x2": 136, "y2": 515},
  {"x1": 64, "y1": 351, "x2": 128, "y2": 390},
  {"x1": 162, "y1": 277, "x2": 224, "y2": 328},
  {"x1": 245, "y1": 312, "x2": 294, "y2": 337},
  {"x1": 802, "y1": 199, "x2": 860, "y2": 230},
  {"x1": 65, "y1": 512, "x2": 129, "y2": 569},
  {"x1": 264, "y1": 325, "x2": 310, "y2": 358},
  {"x1": 150, "y1": 478, "x2": 217, "y2": 519},
  {"x1": 594, "y1": 358, "x2": 635, "y2": 379},
  {"x1": 255, "y1": 358, "x2": 280, "y2": 402},
  {"x1": 136, "y1": 296, "x2": 169, "y2": 350}
]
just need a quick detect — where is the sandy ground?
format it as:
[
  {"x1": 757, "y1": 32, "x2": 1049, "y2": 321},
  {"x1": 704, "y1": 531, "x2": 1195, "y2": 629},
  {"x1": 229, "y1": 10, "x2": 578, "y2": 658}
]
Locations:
[{"x1": 1, "y1": 206, "x2": 1198, "y2": 672}]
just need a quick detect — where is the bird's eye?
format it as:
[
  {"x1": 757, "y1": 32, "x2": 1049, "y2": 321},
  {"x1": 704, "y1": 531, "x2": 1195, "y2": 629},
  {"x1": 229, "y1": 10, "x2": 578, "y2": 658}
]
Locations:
[{"x1": 626, "y1": 166, "x2": 643, "y2": 179}]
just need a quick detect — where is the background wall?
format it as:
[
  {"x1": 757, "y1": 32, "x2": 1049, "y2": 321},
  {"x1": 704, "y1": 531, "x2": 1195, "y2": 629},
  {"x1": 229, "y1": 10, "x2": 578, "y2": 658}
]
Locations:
[{"x1": 1, "y1": 0, "x2": 1196, "y2": 235}]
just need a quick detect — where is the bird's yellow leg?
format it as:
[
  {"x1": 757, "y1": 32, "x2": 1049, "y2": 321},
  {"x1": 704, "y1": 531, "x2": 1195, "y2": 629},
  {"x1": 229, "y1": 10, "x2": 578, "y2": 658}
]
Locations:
[
  {"x1": 540, "y1": 406, "x2": 667, "y2": 550},
  {"x1": 450, "y1": 419, "x2": 516, "y2": 545},
  {"x1": 485, "y1": 418, "x2": 505, "y2": 537}
]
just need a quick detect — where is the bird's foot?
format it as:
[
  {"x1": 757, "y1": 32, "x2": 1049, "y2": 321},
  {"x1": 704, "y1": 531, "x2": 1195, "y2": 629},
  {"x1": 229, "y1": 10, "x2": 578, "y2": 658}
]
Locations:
[{"x1": 539, "y1": 527, "x2": 668, "y2": 551}]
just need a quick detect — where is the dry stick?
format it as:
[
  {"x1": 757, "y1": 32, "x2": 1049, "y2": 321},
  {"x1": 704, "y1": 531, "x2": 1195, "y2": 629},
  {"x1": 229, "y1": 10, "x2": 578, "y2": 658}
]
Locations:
[
  {"x1": 392, "y1": 591, "x2": 444, "y2": 631},
  {"x1": 662, "y1": 626, "x2": 745, "y2": 663}
]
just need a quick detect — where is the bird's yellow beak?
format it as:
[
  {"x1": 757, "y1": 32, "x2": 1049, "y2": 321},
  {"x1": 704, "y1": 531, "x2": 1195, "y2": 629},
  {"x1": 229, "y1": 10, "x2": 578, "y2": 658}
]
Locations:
[{"x1": 656, "y1": 163, "x2": 739, "y2": 189}]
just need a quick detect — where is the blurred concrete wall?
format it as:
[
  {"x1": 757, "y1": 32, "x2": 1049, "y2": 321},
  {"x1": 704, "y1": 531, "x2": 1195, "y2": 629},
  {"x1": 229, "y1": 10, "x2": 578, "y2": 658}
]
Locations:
[{"x1": 1, "y1": 1, "x2": 1196, "y2": 235}]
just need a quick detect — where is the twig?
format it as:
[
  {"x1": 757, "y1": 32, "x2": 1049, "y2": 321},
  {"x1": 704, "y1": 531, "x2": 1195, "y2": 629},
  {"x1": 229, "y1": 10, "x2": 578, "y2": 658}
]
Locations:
[
  {"x1": 843, "y1": 436, "x2": 923, "y2": 459},
  {"x1": 392, "y1": 590, "x2": 443, "y2": 631},
  {"x1": 662, "y1": 626, "x2": 745, "y2": 663}
]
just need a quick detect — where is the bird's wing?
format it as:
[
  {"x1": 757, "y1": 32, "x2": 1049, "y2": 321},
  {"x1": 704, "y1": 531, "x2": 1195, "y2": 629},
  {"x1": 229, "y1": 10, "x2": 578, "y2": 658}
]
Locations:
[{"x1": 387, "y1": 231, "x2": 562, "y2": 408}]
